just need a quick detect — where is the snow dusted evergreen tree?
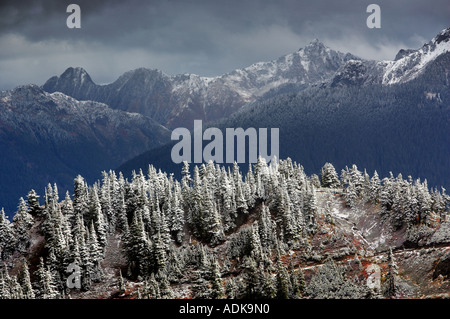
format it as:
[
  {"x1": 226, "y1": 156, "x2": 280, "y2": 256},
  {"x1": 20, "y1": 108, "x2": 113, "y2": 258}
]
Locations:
[
  {"x1": 369, "y1": 171, "x2": 381, "y2": 204},
  {"x1": 242, "y1": 256, "x2": 260, "y2": 298},
  {"x1": 100, "y1": 171, "x2": 115, "y2": 233},
  {"x1": 303, "y1": 184, "x2": 318, "y2": 234},
  {"x1": 279, "y1": 182, "x2": 299, "y2": 243},
  {"x1": 0, "y1": 209, "x2": 15, "y2": 260},
  {"x1": 432, "y1": 187, "x2": 449, "y2": 222},
  {"x1": 18, "y1": 259, "x2": 35, "y2": 299},
  {"x1": 275, "y1": 256, "x2": 290, "y2": 299},
  {"x1": 88, "y1": 186, "x2": 107, "y2": 252},
  {"x1": 125, "y1": 211, "x2": 151, "y2": 278},
  {"x1": 170, "y1": 182, "x2": 185, "y2": 244},
  {"x1": 379, "y1": 173, "x2": 395, "y2": 213},
  {"x1": 152, "y1": 230, "x2": 167, "y2": 273},
  {"x1": 209, "y1": 257, "x2": 224, "y2": 299},
  {"x1": 27, "y1": 189, "x2": 42, "y2": 216},
  {"x1": 0, "y1": 264, "x2": 11, "y2": 299},
  {"x1": 349, "y1": 165, "x2": 364, "y2": 195},
  {"x1": 416, "y1": 179, "x2": 432, "y2": 225},
  {"x1": 34, "y1": 258, "x2": 58, "y2": 299},
  {"x1": 0, "y1": 154, "x2": 448, "y2": 299},
  {"x1": 385, "y1": 248, "x2": 398, "y2": 298},
  {"x1": 220, "y1": 168, "x2": 236, "y2": 232},
  {"x1": 156, "y1": 270, "x2": 171, "y2": 298},
  {"x1": 320, "y1": 163, "x2": 340, "y2": 188},
  {"x1": 305, "y1": 258, "x2": 367, "y2": 299},
  {"x1": 73, "y1": 175, "x2": 89, "y2": 223},
  {"x1": 87, "y1": 221, "x2": 103, "y2": 281},
  {"x1": 257, "y1": 204, "x2": 275, "y2": 252},
  {"x1": 12, "y1": 198, "x2": 34, "y2": 253},
  {"x1": 249, "y1": 224, "x2": 264, "y2": 264},
  {"x1": 61, "y1": 191, "x2": 74, "y2": 221},
  {"x1": 202, "y1": 184, "x2": 225, "y2": 246}
]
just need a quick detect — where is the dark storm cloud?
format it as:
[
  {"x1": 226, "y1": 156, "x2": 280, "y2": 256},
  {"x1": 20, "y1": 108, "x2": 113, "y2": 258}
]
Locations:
[{"x1": 0, "y1": 0, "x2": 448, "y2": 90}]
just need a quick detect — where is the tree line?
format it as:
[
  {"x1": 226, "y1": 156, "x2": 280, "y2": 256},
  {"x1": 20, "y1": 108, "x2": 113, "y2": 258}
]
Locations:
[{"x1": 0, "y1": 157, "x2": 448, "y2": 298}]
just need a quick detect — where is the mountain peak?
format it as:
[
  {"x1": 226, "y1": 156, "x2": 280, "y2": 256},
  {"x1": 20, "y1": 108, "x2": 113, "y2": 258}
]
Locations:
[
  {"x1": 12, "y1": 84, "x2": 45, "y2": 97},
  {"x1": 60, "y1": 67, "x2": 93, "y2": 84},
  {"x1": 305, "y1": 38, "x2": 325, "y2": 49},
  {"x1": 394, "y1": 48, "x2": 416, "y2": 61},
  {"x1": 310, "y1": 38, "x2": 322, "y2": 44},
  {"x1": 434, "y1": 27, "x2": 450, "y2": 44},
  {"x1": 122, "y1": 67, "x2": 165, "y2": 79},
  {"x1": 382, "y1": 26, "x2": 450, "y2": 85},
  {"x1": 301, "y1": 39, "x2": 331, "y2": 57},
  {"x1": 42, "y1": 67, "x2": 96, "y2": 99}
]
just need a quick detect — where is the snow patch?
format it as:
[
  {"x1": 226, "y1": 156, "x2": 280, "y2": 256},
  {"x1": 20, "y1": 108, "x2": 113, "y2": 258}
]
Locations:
[
  {"x1": 382, "y1": 38, "x2": 450, "y2": 85},
  {"x1": 332, "y1": 207, "x2": 349, "y2": 220}
]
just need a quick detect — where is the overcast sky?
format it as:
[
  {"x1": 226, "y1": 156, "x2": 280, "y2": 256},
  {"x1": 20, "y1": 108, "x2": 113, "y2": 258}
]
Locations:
[{"x1": 0, "y1": 0, "x2": 448, "y2": 90}]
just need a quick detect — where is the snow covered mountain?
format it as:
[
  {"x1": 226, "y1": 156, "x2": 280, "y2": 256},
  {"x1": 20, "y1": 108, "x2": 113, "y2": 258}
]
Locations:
[
  {"x1": 3, "y1": 27, "x2": 449, "y2": 216},
  {"x1": 382, "y1": 27, "x2": 450, "y2": 85},
  {"x1": 330, "y1": 27, "x2": 450, "y2": 87},
  {"x1": 43, "y1": 40, "x2": 358, "y2": 129},
  {"x1": 43, "y1": 28, "x2": 450, "y2": 129},
  {"x1": 119, "y1": 28, "x2": 450, "y2": 196},
  {"x1": 0, "y1": 85, "x2": 170, "y2": 215}
]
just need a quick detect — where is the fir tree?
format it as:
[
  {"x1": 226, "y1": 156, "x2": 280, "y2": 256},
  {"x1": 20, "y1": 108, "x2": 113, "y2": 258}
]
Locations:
[
  {"x1": 13, "y1": 198, "x2": 34, "y2": 253},
  {"x1": 0, "y1": 209, "x2": 15, "y2": 260},
  {"x1": 27, "y1": 190, "x2": 42, "y2": 216},
  {"x1": 156, "y1": 270, "x2": 172, "y2": 298},
  {"x1": 369, "y1": 171, "x2": 381, "y2": 204},
  {"x1": 73, "y1": 175, "x2": 89, "y2": 222},
  {"x1": 297, "y1": 266, "x2": 306, "y2": 296},
  {"x1": 0, "y1": 264, "x2": 11, "y2": 299},
  {"x1": 225, "y1": 278, "x2": 238, "y2": 299},
  {"x1": 18, "y1": 259, "x2": 35, "y2": 299},
  {"x1": 385, "y1": 248, "x2": 398, "y2": 298},
  {"x1": 275, "y1": 250, "x2": 290, "y2": 299},
  {"x1": 209, "y1": 258, "x2": 224, "y2": 299},
  {"x1": 320, "y1": 163, "x2": 340, "y2": 188},
  {"x1": 126, "y1": 212, "x2": 151, "y2": 278},
  {"x1": 88, "y1": 187, "x2": 107, "y2": 252},
  {"x1": 35, "y1": 258, "x2": 58, "y2": 299}
]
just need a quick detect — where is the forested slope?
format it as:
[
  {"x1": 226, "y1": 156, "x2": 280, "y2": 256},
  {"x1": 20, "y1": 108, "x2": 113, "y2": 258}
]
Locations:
[{"x1": 0, "y1": 158, "x2": 449, "y2": 299}]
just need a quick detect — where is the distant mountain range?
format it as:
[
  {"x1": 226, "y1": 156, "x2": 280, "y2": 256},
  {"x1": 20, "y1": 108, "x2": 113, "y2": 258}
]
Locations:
[
  {"x1": 0, "y1": 27, "x2": 449, "y2": 216},
  {"x1": 42, "y1": 40, "x2": 359, "y2": 130},
  {"x1": 119, "y1": 27, "x2": 450, "y2": 186},
  {"x1": 43, "y1": 28, "x2": 450, "y2": 129},
  {"x1": 0, "y1": 85, "x2": 170, "y2": 216}
]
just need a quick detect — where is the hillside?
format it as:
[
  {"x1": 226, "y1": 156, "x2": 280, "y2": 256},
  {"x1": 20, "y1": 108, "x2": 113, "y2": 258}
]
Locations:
[
  {"x1": 0, "y1": 158, "x2": 448, "y2": 299},
  {"x1": 0, "y1": 85, "x2": 171, "y2": 216}
]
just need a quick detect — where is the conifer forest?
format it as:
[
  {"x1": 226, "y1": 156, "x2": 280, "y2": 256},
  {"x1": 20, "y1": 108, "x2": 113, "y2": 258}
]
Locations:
[{"x1": 1, "y1": 158, "x2": 449, "y2": 299}]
